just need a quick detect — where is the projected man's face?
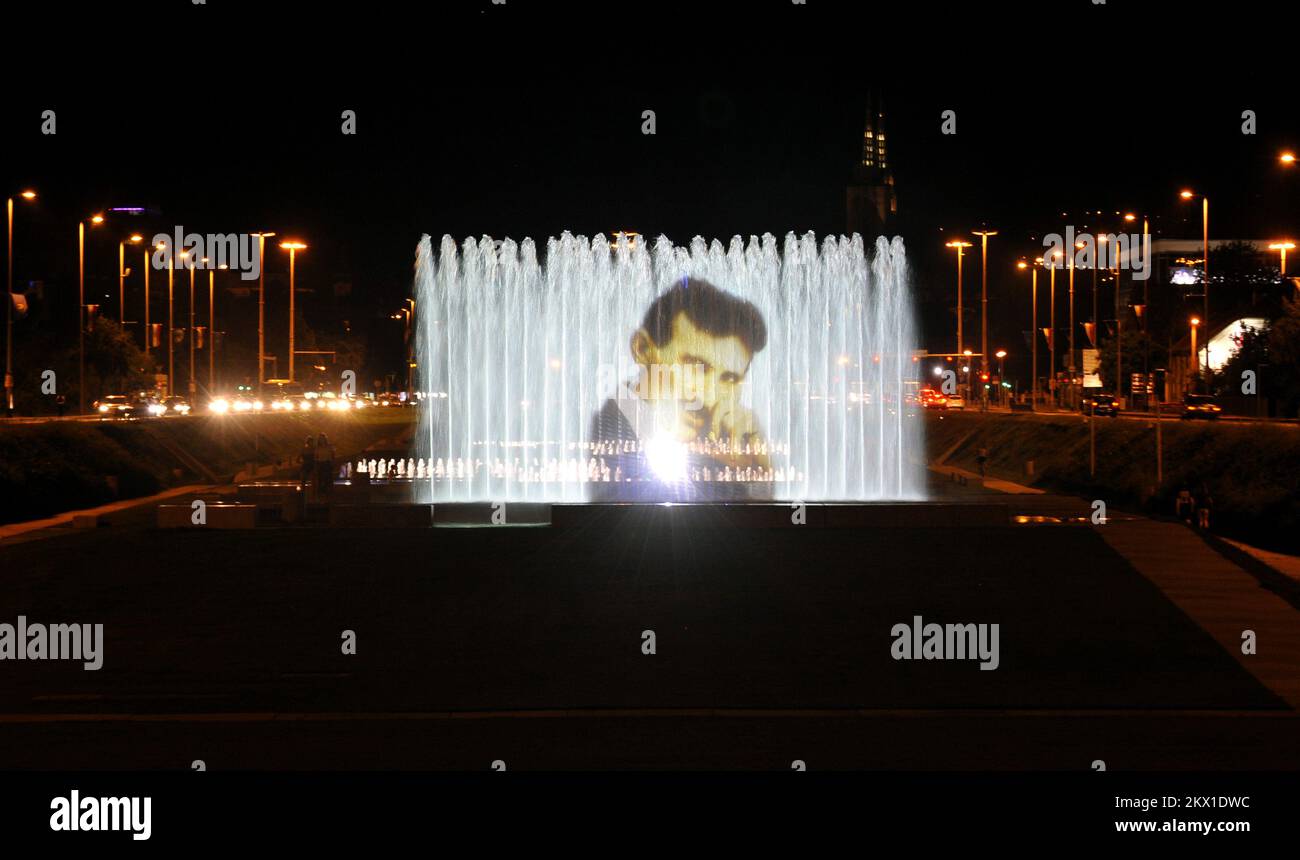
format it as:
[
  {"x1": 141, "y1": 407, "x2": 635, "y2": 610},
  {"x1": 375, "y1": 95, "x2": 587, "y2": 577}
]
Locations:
[{"x1": 630, "y1": 312, "x2": 754, "y2": 443}]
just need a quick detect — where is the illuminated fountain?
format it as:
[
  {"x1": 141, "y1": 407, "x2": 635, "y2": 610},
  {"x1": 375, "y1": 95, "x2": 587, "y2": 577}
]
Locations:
[{"x1": 412, "y1": 231, "x2": 924, "y2": 502}]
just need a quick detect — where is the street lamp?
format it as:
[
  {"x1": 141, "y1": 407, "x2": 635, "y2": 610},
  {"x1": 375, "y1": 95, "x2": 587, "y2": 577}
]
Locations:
[
  {"x1": 210, "y1": 263, "x2": 226, "y2": 393},
  {"x1": 279, "y1": 240, "x2": 307, "y2": 384},
  {"x1": 1282, "y1": 152, "x2": 1296, "y2": 166},
  {"x1": 945, "y1": 240, "x2": 972, "y2": 357},
  {"x1": 79, "y1": 214, "x2": 105, "y2": 414},
  {"x1": 971, "y1": 229, "x2": 997, "y2": 410},
  {"x1": 1017, "y1": 259, "x2": 1042, "y2": 412},
  {"x1": 1189, "y1": 317, "x2": 1200, "y2": 395},
  {"x1": 251, "y1": 231, "x2": 276, "y2": 395},
  {"x1": 1068, "y1": 240, "x2": 1083, "y2": 404},
  {"x1": 1268, "y1": 241, "x2": 1295, "y2": 280},
  {"x1": 1179, "y1": 189, "x2": 1210, "y2": 384},
  {"x1": 5, "y1": 189, "x2": 37, "y2": 414},
  {"x1": 188, "y1": 254, "x2": 199, "y2": 399},
  {"x1": 119, "y1": 234, "x2": 143, "y2": 326}
]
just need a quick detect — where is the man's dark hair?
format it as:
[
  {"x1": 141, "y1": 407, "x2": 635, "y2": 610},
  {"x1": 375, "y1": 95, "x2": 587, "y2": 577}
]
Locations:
[{"x1": 641, "y1": 277, "x2": 768, "y2": 354}]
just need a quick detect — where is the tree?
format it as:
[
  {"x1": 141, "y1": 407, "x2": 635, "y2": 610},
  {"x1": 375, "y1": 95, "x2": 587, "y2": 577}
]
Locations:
[{"x1": 1097, "y1": 324, "x2": 1164, "y2": 397}]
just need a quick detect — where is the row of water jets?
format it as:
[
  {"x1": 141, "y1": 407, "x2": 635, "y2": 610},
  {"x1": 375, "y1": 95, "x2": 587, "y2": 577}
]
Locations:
[{"x1": 412, "y1": 231, "x2": 925, "y2": 501}]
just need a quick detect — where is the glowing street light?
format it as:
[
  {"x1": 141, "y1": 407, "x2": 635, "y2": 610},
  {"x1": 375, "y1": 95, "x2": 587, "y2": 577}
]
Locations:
[
  {"x1": 945, "y1": 240, "x2": 973, "y2": 357},
  {"x1": 1018, "y1": 258, "x2": 1043, "y2": 412},
  {"x1": 1179, "y1": 189, "x2": 1210, "y2": 383},
  {"x1": 971, "y1": 229, "x2": 998, "y2": 409},
  {"x1": 78, "y1": 214, "x2": 106, "y2": 413},
  {"x1": 251, "y1": 231, "x2": 276, "y2": 395},
  {"x1": 1268, "y1": 241, "x2": 1295, "y2": 279},
  {"x1": 279, "y1": 240, "x2": 307, "y2": 383},
  {"x1": 119, "y1": 234, "x2": 143, "y2": 327},
  {"x1": 5, "y1": 189, "x2": 37, "y2": 413},
  {"x1": 1282, "y1": 152, "x2": 1296, "y2": 166}
]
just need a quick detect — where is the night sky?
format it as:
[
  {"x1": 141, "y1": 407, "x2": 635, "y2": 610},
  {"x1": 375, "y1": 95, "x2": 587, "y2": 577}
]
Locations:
[{"x1": 4, "y1": 0, "x2": 1295, "y2": 382}]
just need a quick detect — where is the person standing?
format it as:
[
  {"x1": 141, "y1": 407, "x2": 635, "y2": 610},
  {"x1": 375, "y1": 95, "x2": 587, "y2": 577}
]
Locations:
[
  {"x1": 315, "y1": 433, "x2": 335, "y2": 500},
  {"x1": 299, "y1": 436, "x2": 316, "y2": 497}
]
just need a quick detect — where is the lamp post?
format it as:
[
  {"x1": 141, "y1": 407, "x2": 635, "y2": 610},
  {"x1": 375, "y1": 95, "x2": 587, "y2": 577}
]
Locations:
[
  {"x1": 79, "y1": 214, "x2": 105, "y2": 414},
  {"x1": 119, "y1": 235, "x2": 143, "y2": 325},
  {"x1": 168, "y1": 247, "x2": 179, "y2": 397},
  {"x1": 946, "y1": 240, "x2": 972, "y2": 358},
  {"x1": 279, "y1": 241, "x2": 307, "y2": 384},
  {"x1": 4, "y1": 192, "x2": 36, "y2": 415},
  {"x1": 252, "y1": 232, "x2": 275, "y2": 395},
  {"x1": 1180, "y1": 190, "x2": 1209, "y2": 384},
  {"x1": 1269, "y1": 241, "x2": 1294, "y2": 282},
  {"x1": 1189, "y1": 317, "x2": 1200, "y2": 396},
  {"x1": 1018, "y1": 259, "x2": 1042, "y2": 412},
  {"x1": 1048, "y1": 251, "x2": 1060, "y2": 405},
  {"x1": 1068, "y1": 241, "x2": 1083, "y2": 407},
  {"x1": 188, "y1": 255, "x2": 198, "y2": 399},
  {"x1": 210, "y1": 264, "x2": 225, "y2": 392},
  {"x1": 144, "y1": 244, "x2": 156, "y2": 360},
  {"x1": 972, "y1": 230, "x2": 997, "y2": 411}
]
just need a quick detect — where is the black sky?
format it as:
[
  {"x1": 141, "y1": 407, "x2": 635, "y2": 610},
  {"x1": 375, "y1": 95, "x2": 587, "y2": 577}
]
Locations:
[{"x1": 4, "y1": 0, "x2": 1297, "y2": 378}]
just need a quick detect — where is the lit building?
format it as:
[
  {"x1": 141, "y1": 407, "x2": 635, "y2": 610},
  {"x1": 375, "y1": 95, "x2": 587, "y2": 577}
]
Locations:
[{"x1": 845, "y1": 93, "x2": 897, "y2": 237}]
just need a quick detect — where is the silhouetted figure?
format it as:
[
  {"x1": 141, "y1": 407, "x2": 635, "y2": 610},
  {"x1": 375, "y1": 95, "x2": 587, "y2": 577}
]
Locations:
[
  {"x1": 55, "y1": 394, "x2": 66, "y2": 418},
  {"x1": 976, "y1": 446, "x2": 989, "y2": 477},
  {"x1": 1175, "y1": 487, "x2": 1194, "y2": 523},
  {"x1": 299, "y1": 436, "x2": 316, "y2": 494},
  {"x1": 1194, "y1": 483, "x2": 1213, "y2": 530},
  {"x1": 315, "y1": 433, "x2": 335, "y2": 500}
]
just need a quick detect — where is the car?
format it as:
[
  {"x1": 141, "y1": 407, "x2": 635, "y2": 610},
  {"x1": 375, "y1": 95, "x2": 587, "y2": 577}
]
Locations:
[
  {"x1": 1081, "y1": 393, "x2": 1119, "y2": 416},
  {"x1": 918, "y1": 388, "x2": 948, "y2": 410},
  {"x1": 1181, "y1": 394, "x2": 1222, "y2": 419},
  {"x1": 93, "y1": 394, "x2": 143, "y2": 419},
  {"x1": 159, "y1": 395, "x2": 191, "y2": 416},
  {"x1": 944, "y1": 394, "x2": 966, "y2": 410}
]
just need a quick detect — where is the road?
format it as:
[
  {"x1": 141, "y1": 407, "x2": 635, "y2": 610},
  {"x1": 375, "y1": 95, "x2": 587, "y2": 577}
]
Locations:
[{"x1": 1, "y1": 471, "x2": 1296, "y2": 771}]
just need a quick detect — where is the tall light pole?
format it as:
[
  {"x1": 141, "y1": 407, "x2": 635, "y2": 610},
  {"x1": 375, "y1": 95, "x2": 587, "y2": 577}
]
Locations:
[
  {"x1": 1189, "y1": 317, "x2": 1200, "y2": 396},
  {"x1": 1068, "y1": 240, "x2": 1083, "y2": 405},
  {"x1": 168, "y1": 247, "x2": 179, "y2": 397},
  {"x1": 1269, "y1": 241, "x2": 1294, "y2": 281},
  {"x1": 1048, "y1": 251, "x2": 1060, "y2": 405},
  {"x1": 188, "y1": 254, "x2": 198, "y2": 399},
  {"x1": 144, "y1": 244, "x2": 156, "y2": 360},
  {"x1": 118, "y1": 235, "x2": 143, "y2": 325},
  {"x1": 1018, "y1": 258, "x2": 1042, "y2": 412},
  {"x1": 946, "y1": 240, "x2": 972, "y2": 357},
  {"x1": 1180, "y1": 190, "x2": 1209, "y2": 383},
  {"x1": 79, "y1": 214, "x2": 105, "y2": 414},
  {"x1": 972, "y1": 229, "x2": 997, "y2": 410},
  {"x1": 4, "y1": 192, "x2": 36, "y2": 415},
  {"x1": 210, "y1": 264, "x2": 225, "y2": 393},
  {"x1": 279, "y1": 241, "x2": 307, "y2": 384},
  {"x1": 252, "y1": 232, "x2": 275, "y2": 394}
]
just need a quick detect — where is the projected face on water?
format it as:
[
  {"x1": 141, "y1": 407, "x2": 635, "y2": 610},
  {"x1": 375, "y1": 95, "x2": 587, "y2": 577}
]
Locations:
[
  {"x1": 588, "y1": 277, "x2": 773, "y2": 501},
  {"x1": 629, "y1": 312, "x2": 755, "y2": 445},
  {"x1": 412, "y1": 231, "x2": 926, "y2": 503}
]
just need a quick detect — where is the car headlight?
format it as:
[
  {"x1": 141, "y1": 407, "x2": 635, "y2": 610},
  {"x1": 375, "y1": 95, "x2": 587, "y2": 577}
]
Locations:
[
  {"x1": 210, "y1": 398, "x2": 230, "y2": 414},
  {"x1": 148, "y1": 404, "x2": 166, "y2": 416},
  {"x1": 98, "y1": 405, "x2": 110, "y2": 413}
]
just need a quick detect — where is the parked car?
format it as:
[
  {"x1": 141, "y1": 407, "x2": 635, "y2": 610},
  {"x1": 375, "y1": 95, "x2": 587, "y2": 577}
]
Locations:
[
  {"x1": 1181, "y1": 394, "x2": 1222, "y2": 419},
  {"x1": 1081, "y1": 393, "x2": 1119, "y2": 416}
]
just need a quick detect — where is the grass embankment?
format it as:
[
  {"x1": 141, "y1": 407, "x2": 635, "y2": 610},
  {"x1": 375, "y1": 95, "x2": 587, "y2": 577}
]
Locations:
[
  {"x1": 0, "y1": 411, "x2": 415, "y2": 525},
  {"x1": 926, "y1": 411, "x2": 1300, "y2": 552}
]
